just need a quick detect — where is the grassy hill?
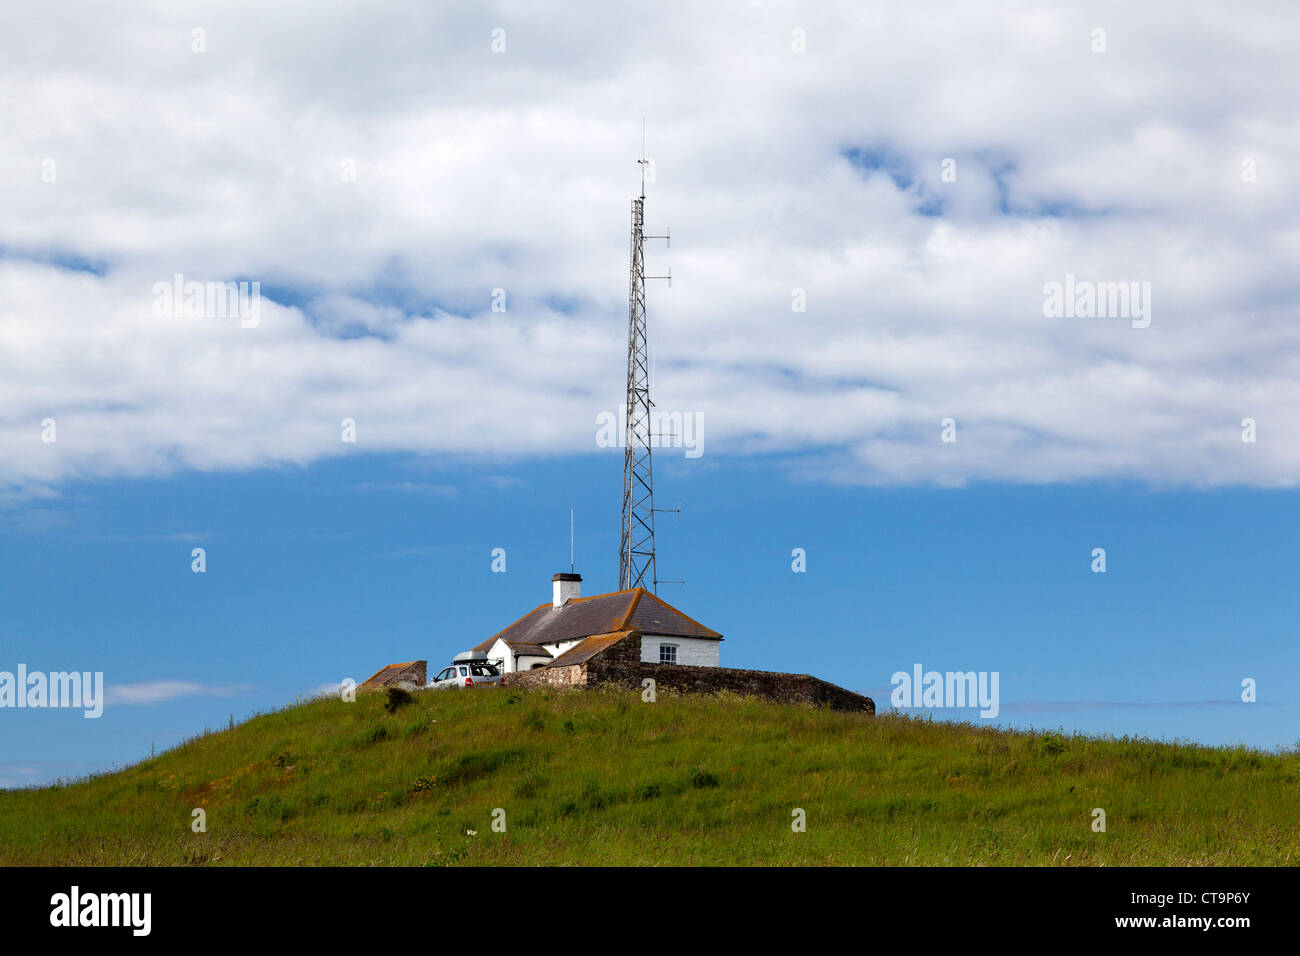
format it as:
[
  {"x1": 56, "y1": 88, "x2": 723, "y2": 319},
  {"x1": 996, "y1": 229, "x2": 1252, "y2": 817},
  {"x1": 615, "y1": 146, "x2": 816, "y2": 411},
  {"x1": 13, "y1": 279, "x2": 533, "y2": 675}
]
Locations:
[{"x1": 2, "y1": 685, "x2": 1296, "y2": 866}]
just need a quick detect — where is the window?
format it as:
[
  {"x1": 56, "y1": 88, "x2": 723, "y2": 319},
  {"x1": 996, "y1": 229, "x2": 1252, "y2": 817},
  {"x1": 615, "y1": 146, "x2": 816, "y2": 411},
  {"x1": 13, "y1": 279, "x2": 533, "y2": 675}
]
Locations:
[
  {"x1": 458, "y1": 666, "x2": 469, "y2": 677},
  {"x1": 436, "y1": 668, "x2": 454, "y2": 682},
  {"x1": 659, "y1": 644, "x2": 678, "y2": 664}
]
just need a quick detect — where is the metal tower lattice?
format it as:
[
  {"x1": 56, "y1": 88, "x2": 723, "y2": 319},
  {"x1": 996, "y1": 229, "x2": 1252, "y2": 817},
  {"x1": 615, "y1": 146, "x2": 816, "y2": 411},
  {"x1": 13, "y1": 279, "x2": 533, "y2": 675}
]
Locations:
[{"x1": 619, "y1": 190, "x2": 655, "y2": 591}]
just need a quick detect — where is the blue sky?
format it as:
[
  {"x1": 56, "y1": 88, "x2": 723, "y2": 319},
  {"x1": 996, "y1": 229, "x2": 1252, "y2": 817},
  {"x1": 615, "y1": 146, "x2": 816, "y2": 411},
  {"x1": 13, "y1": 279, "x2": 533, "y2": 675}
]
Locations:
[
  {"x1": 3, "y1": 451, "x2": 1297, "y2": 787},
  {"x1": 2, "y1": 2, "x2": 1299, "y2": 786}
]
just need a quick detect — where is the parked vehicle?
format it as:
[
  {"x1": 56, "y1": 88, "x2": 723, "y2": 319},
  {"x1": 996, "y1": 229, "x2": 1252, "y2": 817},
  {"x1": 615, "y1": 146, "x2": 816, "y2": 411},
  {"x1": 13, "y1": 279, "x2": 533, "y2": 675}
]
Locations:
[{"x1": 429, "y1": 652, "x2": 503, "y2": 689}]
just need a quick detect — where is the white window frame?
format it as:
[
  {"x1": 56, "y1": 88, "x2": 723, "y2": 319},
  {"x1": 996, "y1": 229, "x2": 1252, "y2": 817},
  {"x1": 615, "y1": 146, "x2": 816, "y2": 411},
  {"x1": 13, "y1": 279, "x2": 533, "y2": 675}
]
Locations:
[{"x1": 659, "y1": 643, "x2": 678, "y2": 665}]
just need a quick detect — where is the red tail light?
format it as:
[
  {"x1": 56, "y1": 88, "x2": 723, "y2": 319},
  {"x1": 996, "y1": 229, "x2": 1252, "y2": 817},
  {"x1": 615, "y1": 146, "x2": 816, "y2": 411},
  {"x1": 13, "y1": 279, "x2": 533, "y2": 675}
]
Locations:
[{"x1": 464, "y1": 677, "x2": 474, "y2": 687}]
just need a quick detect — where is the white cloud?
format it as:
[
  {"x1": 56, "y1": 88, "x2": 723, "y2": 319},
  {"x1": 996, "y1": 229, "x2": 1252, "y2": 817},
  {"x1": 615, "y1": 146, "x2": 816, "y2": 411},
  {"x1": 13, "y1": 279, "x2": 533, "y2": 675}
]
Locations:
[
  {"x1": 349, "y1": 481, "x2": 460, "y2": 497},
  {"x1": 105, "y1": 681, "x2": 252, "y2": 706},
  {"x1": 1, "y1": 1, "x2": 1298, "y2": 495},
  {"x1": 0, "y1": 764, "x2": 41, "y2": 789}
]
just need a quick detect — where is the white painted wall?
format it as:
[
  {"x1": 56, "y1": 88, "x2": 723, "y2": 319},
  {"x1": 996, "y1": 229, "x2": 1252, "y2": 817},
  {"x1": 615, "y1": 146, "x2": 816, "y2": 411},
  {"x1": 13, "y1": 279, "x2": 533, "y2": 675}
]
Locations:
[
  {"x1": 489, "y1": 639, "x2": 574, "y2": 672},
  {"x1": 491, "y1": 636, "x2": 719, "y2": 671},
  {"x1": 640, "y1": 635, "x2": 720, "y2": 668},
  {"x1": 488, "y1": 639, "x2": 514, "y2": 672}
]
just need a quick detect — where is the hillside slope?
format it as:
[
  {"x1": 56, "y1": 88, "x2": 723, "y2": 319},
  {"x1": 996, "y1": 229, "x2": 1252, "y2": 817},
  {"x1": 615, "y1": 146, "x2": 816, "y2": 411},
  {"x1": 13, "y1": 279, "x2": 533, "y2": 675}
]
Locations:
[{"x1": 1, "y1": 686, "x2": 1296, "y2": 865}]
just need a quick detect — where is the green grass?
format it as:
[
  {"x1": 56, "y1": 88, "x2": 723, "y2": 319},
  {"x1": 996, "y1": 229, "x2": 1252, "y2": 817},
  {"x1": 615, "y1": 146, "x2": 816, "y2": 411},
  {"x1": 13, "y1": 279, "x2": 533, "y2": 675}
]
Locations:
[{"x1": 1, "y1": 686, "x2": 1295, "y2": 865}]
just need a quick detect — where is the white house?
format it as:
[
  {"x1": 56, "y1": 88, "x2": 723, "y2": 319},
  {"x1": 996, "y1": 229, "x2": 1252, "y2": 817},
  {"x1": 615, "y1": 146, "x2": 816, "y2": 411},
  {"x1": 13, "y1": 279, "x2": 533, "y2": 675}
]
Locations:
[{"x1": 470, "y1": 572, "x2": 723, "y2": 672}]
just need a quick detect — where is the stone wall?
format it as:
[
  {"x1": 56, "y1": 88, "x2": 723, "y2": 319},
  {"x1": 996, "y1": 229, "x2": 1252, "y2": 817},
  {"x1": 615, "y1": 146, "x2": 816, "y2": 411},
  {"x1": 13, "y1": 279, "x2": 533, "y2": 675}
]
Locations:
[
  {"x1": 591, "y1": 659, "x2": 875, "y2": 713},
  {"x1": 600, "y1": 631, "x2": 643, "y2": 664},
  {"x1": 400, "y1": 661, "x2": 428, "y2": 688},
  {"x1": 501, "y1": 631, "x2": 874, "y2": 713},
  {"x1": 501, "y1": 664, "x2": 586, "y2": 689}
]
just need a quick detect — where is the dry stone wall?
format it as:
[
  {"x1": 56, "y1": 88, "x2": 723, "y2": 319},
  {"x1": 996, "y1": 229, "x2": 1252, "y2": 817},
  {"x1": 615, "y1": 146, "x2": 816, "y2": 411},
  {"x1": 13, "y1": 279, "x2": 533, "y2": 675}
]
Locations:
[{"x1": 500, "y1": 631, "x2": 873, "y2": 713}]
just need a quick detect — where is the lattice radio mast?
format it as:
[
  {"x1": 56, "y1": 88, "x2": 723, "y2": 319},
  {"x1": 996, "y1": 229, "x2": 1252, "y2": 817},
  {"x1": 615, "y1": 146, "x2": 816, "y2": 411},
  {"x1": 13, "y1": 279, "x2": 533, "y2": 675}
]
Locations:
[{"x1": 619, "y1": 140, "x2": 670, "y2": 592}]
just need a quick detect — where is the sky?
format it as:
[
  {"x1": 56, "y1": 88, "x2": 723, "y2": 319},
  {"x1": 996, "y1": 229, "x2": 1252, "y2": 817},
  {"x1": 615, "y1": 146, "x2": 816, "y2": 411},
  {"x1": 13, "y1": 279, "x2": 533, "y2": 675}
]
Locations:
[{"x1": 2, "y1": 1, "x2": 1299, "y2": 787}]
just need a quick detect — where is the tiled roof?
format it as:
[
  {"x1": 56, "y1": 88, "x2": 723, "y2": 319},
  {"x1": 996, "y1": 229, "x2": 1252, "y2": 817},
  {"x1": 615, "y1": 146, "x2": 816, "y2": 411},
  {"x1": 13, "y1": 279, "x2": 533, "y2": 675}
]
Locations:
[
  {"x1": 361, "y1": 661, "x2": 420, "y2": 687},
  {"x1": 473, "y1": 589, "x2": 720, "y2": 653},
  {"x1": 545, "y1": 630, "x2": 635, "y2": 667},
  {"x1": 627, "y1": 592, "x2": 721, "y2": 639},
  {"x1": 504, "y1": 640, "x2": 552, "y2": 655}
]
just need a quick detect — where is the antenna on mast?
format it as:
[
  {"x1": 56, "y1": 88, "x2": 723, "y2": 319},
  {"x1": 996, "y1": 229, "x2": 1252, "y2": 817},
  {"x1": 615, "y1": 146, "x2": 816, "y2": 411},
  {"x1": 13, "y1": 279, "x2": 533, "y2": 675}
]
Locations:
[
  {"x1": 620, "y1": 141, "x2": 671, "y2": 593},
  {"x1": 570, "y1": 508, "x2": 574, "y2": 573},
  {"x1": 638, "y1": 117, "x2": 648, "y2": 199}
]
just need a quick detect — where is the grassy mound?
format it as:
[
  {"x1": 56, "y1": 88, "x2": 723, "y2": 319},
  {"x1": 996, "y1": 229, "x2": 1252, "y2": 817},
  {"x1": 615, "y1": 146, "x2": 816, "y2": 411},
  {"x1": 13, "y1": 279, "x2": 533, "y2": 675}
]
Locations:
[{"x1": 1, "y1": 685, "x2": 1295, "y2": 865}]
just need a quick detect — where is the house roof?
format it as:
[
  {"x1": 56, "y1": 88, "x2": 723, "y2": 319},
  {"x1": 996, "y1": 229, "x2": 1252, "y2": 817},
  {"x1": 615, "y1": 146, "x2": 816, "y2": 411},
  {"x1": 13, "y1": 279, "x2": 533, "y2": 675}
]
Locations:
[
  {"x1": 474, "y1": 589, "x2": 721, "y2": 654},
  {"x1": 545, "y1": 630, "x2": 636, "y2": 668},
  {"x1": 505, "y1": 640, "x2": 553, "y2": 656},
  {"x1": 361, "y1": 661, "x2": 422, "y2": 687}
]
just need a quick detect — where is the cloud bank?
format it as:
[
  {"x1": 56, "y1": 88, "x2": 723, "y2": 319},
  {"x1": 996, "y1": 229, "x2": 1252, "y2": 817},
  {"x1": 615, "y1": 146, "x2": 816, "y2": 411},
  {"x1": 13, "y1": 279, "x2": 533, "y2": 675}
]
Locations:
[{"x1": 2, "y1": 1, "x2": 1298, "y2": 498}]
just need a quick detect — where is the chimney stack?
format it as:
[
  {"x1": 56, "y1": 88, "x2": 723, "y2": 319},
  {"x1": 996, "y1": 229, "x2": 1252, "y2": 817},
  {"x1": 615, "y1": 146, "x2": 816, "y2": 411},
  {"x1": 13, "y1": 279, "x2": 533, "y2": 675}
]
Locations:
[{"x1": 552, "y1": 572, "x2": 581, "y2": 608}]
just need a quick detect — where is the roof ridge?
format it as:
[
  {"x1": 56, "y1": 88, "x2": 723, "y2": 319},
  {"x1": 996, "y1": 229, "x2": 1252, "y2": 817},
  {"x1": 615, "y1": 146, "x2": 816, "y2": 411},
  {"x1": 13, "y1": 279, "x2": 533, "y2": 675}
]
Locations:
[
  {"x1": 619, "y1": 589, "x2": 646, "y2": 630},
  {"x1": 634, "y1": 590, "x2": 723, "y2": 638}
]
